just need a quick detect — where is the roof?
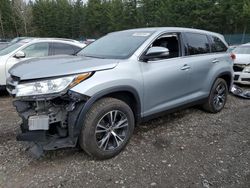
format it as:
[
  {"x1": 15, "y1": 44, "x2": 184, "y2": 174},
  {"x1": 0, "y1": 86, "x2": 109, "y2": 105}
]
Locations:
[
  {"x1": 118, "y1": 27, "x2": 224, "y2": 39},
  {"x1": 20, "y1": 37, "x2": 79, "y2": 43},
  {"x1": 16, "y1": 37, "x2": 85, "y2": 47}
]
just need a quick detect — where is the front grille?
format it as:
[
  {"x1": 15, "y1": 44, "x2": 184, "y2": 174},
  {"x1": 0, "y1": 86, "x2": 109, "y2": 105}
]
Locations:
[
  {"x1": 233, "y1": 64, "x2": 246, "y2": 72},
  {"x1": 234, "y1": 75, "x2": 240, "y2": 81},
  {"x1": 242, "y1": 78, "x2": 250, "y2": 82},
  {"x1": 6, "y1": 75, "x2": 19, "y2": 96}
]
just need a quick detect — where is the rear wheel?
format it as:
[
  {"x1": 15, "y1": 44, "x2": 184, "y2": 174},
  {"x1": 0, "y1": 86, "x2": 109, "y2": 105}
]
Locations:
[
  {"x1": 202, "y1": 78, "x2": 228, "y2": 113},
  {"x1": 79, "y1": 97, "x2": 135, "y2": 159}
]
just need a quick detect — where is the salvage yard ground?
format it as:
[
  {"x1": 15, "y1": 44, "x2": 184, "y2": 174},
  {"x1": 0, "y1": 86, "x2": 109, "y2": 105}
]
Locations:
[{"x1": 0, "y1": 89, "x2": 249, "y2": 188}]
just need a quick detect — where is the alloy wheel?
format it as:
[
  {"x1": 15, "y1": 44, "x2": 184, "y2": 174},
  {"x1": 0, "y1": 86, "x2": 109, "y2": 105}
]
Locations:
[
  {"x1": 213, "y1": 82, "x2": 226, "y2": 110},
  {"x1": 95, "y1": 110, "x2": 129, "y2": 151}
]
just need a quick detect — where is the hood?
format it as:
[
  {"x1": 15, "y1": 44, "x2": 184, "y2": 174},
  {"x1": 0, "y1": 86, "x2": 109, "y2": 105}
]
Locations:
[
  {"x1": 9, "y1": 55, "x2": 119, "y2": 80},
  {"x1": 234, "y1": 54, "x2": 250, "y2": 65}
]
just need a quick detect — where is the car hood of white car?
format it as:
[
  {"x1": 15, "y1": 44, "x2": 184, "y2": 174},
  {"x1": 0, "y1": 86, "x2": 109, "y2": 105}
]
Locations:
[
  {"x1": 234, "y1": 54, "x2": 250, "y2": 65},
  {"x1": 9, "y1": 55, "x2": 119, "y2": 80}
]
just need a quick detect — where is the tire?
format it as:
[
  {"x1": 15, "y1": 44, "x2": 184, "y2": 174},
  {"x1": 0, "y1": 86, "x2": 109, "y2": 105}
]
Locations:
[
  {"x1": 79, "y1": 97, "x2": 135, "y2": 159},
  {"x1": 202, "y1": 78, "x2": 228, "y2": 113},
  {"x1": 0, "y1": 85, "x2": 5, "y2": 91}
]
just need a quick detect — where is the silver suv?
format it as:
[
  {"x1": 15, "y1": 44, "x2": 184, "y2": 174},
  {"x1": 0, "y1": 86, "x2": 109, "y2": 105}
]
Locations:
[{"x1": 7, "y1": 28, "x2": 233, "y2": 159}]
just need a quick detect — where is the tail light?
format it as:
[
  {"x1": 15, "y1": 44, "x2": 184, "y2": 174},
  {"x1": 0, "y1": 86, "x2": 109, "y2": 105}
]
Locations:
[{"x1": 230, "y1": 53, "x2": 236, "y2": 60}]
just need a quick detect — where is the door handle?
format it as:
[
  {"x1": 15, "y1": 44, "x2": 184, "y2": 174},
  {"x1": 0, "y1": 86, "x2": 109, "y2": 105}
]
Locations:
[
  {"x1": 181, "y1": 64, "x2": 191, "y2": 70},
  {"x1": 212, "y1": 59, "x2": 219, "y2": 64}
]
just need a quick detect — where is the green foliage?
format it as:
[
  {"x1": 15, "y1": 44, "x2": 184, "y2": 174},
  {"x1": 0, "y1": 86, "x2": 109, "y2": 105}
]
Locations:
[
  {"x1": 0, "y1": 0, "x2": 250, "y2": 39},
  {"x1": 0, "y1": 0, "x2": 15, "y2": 37}
]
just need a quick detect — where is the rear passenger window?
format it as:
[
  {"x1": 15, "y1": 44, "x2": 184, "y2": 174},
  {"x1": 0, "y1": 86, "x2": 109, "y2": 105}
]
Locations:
[
  {"x1": 210, "y1": 36, "x2": 227, "y2": 52},
  {"x1": 185, "y1": 33, "x2": 210, "y2": 55},
  {"x1": 53, "y1": 43, "x2": 76, "y2": 55}
]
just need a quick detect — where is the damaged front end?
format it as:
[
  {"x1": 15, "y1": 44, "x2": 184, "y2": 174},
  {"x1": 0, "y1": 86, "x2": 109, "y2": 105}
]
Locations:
[
  {"x1": 6, "y1": 74, "x2": 90, "y2": 157},
  {"x1": 231, "y1": 84, "x2": 250, "y2": 99}
]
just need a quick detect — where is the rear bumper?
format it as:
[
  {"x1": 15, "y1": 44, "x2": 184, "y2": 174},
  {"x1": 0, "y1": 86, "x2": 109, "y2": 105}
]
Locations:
[{"x1": 234, "y1": 72, "x2": 250, "y2": 85}]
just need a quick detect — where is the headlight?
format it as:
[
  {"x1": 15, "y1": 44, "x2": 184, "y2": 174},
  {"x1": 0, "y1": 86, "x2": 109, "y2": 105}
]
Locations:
[
  {"x1": 15, "y1": 73, "x2": 92, "y2": 97},
  {"x1": 243, "y1": 66, "x2": 250, "y2": 73}
]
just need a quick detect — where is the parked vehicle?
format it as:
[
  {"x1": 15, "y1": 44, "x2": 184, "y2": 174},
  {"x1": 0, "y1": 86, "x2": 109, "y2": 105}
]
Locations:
[
  {"x1": 8, "y1": 37, "x2": 33, "y2": 45},
  {"x1": 0, "y1": 42, "x2": 9, "y2": 50},
  {"x1": 232, "y1": 43, "x2": 250, "y2": 85},
  {"x1": 0, "y1": 38, "x2": 86, "y2": 89},
  {"x1": 7, "y1": 27, "x2": 233, "y2": 159},
  {"x1": 84, "y1": 39, "x2": 96, "y2": 45}
]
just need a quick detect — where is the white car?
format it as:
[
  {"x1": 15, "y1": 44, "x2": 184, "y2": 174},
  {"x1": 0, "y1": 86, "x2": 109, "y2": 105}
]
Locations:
[
  {"x1": 232, "y1": 43, "x2": 250, "y2": 85},
  {"x1": 0, "y1": 38, "x2": 86, "y2": 89}
]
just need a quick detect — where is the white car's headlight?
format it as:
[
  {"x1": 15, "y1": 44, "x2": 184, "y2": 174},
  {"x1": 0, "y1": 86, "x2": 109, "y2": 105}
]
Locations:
[
  {"x1": 15, "y1": 73, "x2": 92, "y2": 97},
  {"x1": 243, "y1": 66, "x2": 250, "y2": 73}
]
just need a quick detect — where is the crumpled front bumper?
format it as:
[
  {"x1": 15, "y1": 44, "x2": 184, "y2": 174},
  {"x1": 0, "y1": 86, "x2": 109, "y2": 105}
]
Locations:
[
  {"x1": 12, "y1": 90, "x2": 88, "y2": 157},
  {"x1": 231, "y1": 84, "x2": 250, "y2": 99},
  {"x1": 234, "y1": 72, "x2": 250, "y2": 85}
]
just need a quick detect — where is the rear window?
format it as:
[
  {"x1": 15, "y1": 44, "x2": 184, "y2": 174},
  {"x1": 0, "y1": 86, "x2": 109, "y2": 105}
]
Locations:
[
  {"x1": 210, "y1": 36, "x2": 227, "y2": 52},
  {"x1": 185, "y1": 33, "x2": 210, "y2": 55}
]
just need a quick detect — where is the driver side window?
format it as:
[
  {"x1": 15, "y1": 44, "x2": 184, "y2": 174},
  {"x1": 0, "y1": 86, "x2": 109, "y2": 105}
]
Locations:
[
  {"x1": 151, "y1": 33, "x2": 180, "y2": 59},
  {"x1": 22, "y1": 43, "x2": 49, "y2": 58}
]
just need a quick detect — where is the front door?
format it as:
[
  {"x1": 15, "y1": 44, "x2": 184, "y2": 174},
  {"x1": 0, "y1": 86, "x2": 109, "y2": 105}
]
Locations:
[{"x1": 141, "y1": 33, "x2": 190, "y2": 117}]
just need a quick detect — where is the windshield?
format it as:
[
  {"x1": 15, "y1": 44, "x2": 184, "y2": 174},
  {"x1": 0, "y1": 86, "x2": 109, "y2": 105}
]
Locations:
[
  {"x1": 233, "y1": 46, "x2": 250, "y2": 54},
  {"x1": 77, "y1": 31, "x2": 154, "y2": 59},
  {"x1": 0, "y1": 43, "x2": 23, "y2": 56}
]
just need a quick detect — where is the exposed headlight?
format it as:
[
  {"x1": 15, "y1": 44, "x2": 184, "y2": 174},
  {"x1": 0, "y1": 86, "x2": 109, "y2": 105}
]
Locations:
[
  {"x1": 243, "y1": 66, "x2": 250, "y2": 73},
  {"x1": 15, "y1": 73, "x2": 92, "y2": 97}
]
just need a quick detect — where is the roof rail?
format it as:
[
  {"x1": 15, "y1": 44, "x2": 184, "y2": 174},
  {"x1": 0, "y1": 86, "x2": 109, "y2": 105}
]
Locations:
[{"x1": 34, "y1": 38, "x2": 80, "y2": 43}]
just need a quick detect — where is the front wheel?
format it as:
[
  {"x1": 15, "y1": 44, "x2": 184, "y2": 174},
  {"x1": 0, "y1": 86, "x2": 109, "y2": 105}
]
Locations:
[
  {"x1": 79, "y1": 97, "x2": 135, "y2": 159},
  {"x1": 202, "y1": 78, "x2": 228, "y2": 113}
]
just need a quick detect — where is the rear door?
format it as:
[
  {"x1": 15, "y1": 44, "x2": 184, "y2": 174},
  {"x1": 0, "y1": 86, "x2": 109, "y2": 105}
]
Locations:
[{"x1": 181, "y1": 32, "x2": 215, "y2": 95}]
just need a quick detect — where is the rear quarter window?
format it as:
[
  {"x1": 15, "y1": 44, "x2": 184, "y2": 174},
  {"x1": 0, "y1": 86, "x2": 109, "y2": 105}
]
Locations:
[
  {"x1": 184, "y1": 33, "x2": 210, "y2": 55},
  {"x1": 210, "y1": 36, "x2": 228, "y2": 52}
]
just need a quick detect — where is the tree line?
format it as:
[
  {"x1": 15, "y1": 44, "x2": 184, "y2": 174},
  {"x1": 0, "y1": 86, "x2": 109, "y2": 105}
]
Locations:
[{"x1": 0, "y1": 0, "x2": 250, "y2": 39}]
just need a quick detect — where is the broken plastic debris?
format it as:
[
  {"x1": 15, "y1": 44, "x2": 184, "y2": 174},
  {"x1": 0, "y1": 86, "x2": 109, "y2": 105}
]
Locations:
[{"x1": 231, "y1": 84, "x2": 250, "y2": 99}]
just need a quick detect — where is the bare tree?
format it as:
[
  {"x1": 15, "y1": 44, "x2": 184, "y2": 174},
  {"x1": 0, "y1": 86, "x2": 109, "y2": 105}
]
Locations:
[{"x1": 11, "y1": 0, "x2": 32, "y2": 36}]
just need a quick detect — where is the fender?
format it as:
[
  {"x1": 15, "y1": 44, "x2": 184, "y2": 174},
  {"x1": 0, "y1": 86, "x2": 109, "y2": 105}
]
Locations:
[
  {"x1": 73, "y1": 86, "x2": 142, "y2": 137},
  {"x1": 212, "y1": 71, "x2": 233, "y2": 90}
]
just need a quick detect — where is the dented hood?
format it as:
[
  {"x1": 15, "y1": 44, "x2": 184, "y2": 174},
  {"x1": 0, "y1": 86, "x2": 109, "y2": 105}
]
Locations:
[{"x1": 9, "y1": 55, "x2": 119, "y2": 80}]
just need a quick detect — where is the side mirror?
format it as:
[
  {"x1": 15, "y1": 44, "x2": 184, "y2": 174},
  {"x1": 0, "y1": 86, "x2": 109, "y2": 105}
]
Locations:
[
  {"x1": 141, "y1": 47, "x2": 169, "y2": 61},
  {"x1": 14, "y1": 51, "x2": 26, "y2": 59}
]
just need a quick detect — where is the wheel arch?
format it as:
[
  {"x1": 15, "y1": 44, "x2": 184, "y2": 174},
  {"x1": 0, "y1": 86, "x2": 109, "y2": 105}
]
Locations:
[
  {"x1": 215, "y1": 71, "x2": 233, "y2": 91},
  {"x1": 74, "y1": 86, "x2": 142, "y2": 138}
]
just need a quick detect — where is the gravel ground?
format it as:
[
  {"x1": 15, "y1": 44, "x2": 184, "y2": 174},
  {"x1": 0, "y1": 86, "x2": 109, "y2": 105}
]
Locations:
[{"x1": 0, "y1": 90, "x2": 249, "y2": 188}]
